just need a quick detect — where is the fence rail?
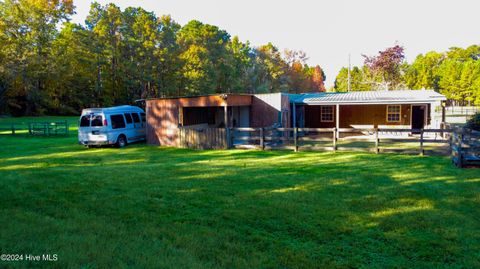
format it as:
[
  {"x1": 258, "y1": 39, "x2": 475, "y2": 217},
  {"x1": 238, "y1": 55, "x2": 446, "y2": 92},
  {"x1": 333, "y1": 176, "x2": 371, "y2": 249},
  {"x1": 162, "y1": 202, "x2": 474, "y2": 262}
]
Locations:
[
  {"x1": 166, "y1": 126, "x2": 475, "y2": 159},
  {"x1": 230, "y1": 127, "x2": 453, "y2": 155}
]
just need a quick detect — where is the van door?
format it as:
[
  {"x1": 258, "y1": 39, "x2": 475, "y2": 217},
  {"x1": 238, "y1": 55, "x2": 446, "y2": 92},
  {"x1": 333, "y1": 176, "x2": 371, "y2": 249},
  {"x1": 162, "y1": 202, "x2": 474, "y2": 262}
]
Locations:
[
  {"x1": 123, "y1": 113, "x2": 135, "y2": 141},
  {"x1": 78, "y1": 114, "x2": 93, "y2": 142},
  {"x1": 131, "y1": 112, "x2": 143, "y2": 140},
  {"x1": 109, "y1": 114, "x2": 127, "y2": 142},
  {"x1": 78, "y1": 113, "x2": 107, "y2": 143}
]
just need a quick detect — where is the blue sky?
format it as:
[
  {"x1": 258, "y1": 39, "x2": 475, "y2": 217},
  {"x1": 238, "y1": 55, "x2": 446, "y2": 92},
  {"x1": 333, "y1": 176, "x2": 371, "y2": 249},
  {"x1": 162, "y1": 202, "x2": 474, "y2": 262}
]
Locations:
[{"x1": 72, "y1": 0, "x2": 480, "y2": 87}]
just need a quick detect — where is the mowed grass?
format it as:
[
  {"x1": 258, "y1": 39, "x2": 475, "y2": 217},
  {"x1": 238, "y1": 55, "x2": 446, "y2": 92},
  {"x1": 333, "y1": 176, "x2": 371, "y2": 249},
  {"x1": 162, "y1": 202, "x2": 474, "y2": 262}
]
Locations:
[{"x1": 0, "y1": 117, "x2": 479, "y2": 268}]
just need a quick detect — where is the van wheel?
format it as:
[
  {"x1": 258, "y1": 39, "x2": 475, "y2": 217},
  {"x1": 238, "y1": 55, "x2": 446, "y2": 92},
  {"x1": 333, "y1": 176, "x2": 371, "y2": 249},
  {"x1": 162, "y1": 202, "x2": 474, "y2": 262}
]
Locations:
[{"x1": 116, "y1": 135, "x2": 127, "y2": 148}]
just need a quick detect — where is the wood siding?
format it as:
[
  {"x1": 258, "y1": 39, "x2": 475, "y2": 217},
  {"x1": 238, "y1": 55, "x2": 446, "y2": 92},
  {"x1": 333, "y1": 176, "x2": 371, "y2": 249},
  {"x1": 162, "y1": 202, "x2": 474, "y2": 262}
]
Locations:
[
  {"x1": 146, "y1": 98, "x2": 180, "y2": 146},
  {"x1": 250, "y1": 93, "x2": 288, "y2": 128},
  {"x1": 305, "y1": 106, "x2": 336, "y2": 128},
  {"x1": 146, "y1": 94, "x2": 252, "y2": 146},
  {"x1": 304, "y1": 104, "x2": 412, "y2": 128}
]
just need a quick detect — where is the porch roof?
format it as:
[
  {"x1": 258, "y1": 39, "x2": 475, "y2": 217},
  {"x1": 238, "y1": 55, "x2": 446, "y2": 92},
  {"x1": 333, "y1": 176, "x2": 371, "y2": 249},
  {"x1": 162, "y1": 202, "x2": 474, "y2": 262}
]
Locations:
[{"x1": 290, "y1": 90, "x2": 446, "y2": 105}]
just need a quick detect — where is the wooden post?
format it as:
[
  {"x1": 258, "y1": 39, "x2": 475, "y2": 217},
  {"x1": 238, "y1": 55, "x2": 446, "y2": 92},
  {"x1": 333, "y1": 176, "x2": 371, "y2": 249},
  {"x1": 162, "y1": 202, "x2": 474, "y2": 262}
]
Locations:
[
  {"x1": 224, "y1": 105, "x2": 229, "y2": 149},
  {"x1": 375, "y1": 128, "x2": 379, "y2": 154},
  {"x1": 11, "y1": 123, "x2": 15, "y2": 135},
  {"x1": 292, "y1": 103, "x2": 296, "y2": 129},
  {"x1": 335, "y1": 104, "x2": 340, "y2": 138},
  {"x1": 294, "y1": 127, "x2": 298, "y2": 152},
  {"x1": 458, "y1": 130, "x2": 463, "y2": 168},
  {"x1": 230, "y1": 128, "x2": 234, "y2": 148},
  {"x1": 260, "y1": 128, "x2": 264, "y2": 150},
  {"x1": 441, "y1": 102, "x2": 446, "y2": 123},
  {"x1": 333, "y1": 127, "x2": 337, "y2": 152},
  {"x1": 420, "y1": 129, "x2": 424, "y2": 156}
]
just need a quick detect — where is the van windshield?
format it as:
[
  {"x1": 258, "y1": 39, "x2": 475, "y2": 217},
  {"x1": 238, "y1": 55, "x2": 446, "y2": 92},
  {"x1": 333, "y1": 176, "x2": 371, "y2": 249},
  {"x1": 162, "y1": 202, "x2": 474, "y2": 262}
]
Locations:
[{"x1": 80, "y1": 114, "x2": 104, "y2": 127}]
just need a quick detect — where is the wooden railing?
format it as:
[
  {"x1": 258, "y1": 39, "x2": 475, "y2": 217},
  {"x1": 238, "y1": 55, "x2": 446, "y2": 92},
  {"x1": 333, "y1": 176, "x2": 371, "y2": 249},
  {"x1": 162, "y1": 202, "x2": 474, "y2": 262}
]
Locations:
[
  {"x1": 451, "y1": 128, "x2": 480, "y2": 167},
  {"x1": 230, "y1": 127, "x2": 453, "y2": 155}
]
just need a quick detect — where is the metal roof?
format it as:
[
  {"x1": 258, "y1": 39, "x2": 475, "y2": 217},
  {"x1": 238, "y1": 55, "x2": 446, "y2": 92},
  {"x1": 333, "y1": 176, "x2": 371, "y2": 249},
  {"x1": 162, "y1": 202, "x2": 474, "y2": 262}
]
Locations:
[
  {"x1": 82, "y1": 105, "x2": 144, "y2": 113},
  {"x1": 290, "y1": 90, "x2": 446, "y2": 105}
]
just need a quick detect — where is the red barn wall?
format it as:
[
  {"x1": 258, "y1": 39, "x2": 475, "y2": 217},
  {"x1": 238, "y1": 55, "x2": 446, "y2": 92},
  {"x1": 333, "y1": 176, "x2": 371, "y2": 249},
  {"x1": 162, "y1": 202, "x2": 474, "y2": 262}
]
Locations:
[{"x1": 146, "y1": 95, "x2": 252, "y2": 146}]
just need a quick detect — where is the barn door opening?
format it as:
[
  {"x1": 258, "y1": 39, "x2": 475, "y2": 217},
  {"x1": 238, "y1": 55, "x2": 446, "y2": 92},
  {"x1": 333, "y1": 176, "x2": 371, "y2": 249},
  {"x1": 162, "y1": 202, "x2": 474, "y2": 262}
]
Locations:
[{"x1": 411, "y1": 105, "x2": 425, "y2": 134}]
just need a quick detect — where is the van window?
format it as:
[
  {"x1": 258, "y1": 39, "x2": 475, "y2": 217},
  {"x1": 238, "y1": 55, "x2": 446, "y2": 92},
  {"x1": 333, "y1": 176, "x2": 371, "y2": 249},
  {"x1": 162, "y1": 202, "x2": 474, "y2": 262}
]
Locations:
[
  {"x1": 141, "y1": 112, "x2": 146, "y2": 122},
  {"x1": 91, "y1": 115, "x2": 104, "y2": 127},
  {"x1": 124, "y1": 113, "x2": 133, "y2": 124},
  {"x1": 132, "y1": 113, "x2": 140, "y2": 123},
  {"x1": 80, "y1": 115, "x2": 90, "y2": 127},
  {"x1": 110, "y1": 114, "x2": 126, "y2": 129}
]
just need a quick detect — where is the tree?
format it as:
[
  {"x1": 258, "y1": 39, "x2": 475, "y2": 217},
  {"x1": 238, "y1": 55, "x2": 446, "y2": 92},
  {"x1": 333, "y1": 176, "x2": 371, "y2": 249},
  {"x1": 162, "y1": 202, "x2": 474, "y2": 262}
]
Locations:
[
  {"x1": 227, "y1": 36, "x2": 253, "y2": 93},
  {"x1": 153, "y1": 15, "x2": 181, "y2": 97},
  {"x1": 86, "y1": 3, "x2": 123, "y2": 106},
  {"x1": 48, "y1": 22, "x2": 97, "y2": 114},
  {"x1": 0, "y1": 0, "x2": 74, "y2": 115},
  {"x1": 404, "y1": 51, "x2": 444, "y2": 90},
  {"x1": 177, "y1": 20, "x2": 231, "y2": 95},
  {"x1": 362, "y1": 45, "x2": 405, "y2": 90},
  {"x1": 309, "y1": 65, "x2": 326, "y2": 92},
  {"x1": 437, "y1": 47, "x2": 480, "y2": 105},
  {"x1": 0, "y1": 2, "x2": 329, "y2": 115},
  {"x1": 252, "y1": 43, "x2": 287, "y2": 93},
  {"x1": 120, "y1": 7, "x2": 160, "y2": 101},
  {"x1": 334, "y1": 66, "x2": 370, "y2": 92}
]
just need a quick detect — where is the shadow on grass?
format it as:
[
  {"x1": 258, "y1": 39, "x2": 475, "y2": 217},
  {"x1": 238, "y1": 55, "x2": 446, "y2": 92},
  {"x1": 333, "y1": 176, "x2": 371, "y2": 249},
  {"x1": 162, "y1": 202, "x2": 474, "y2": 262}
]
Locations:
[{"x1": 0, "y1": 134, "x2": 479, "y2": 268}]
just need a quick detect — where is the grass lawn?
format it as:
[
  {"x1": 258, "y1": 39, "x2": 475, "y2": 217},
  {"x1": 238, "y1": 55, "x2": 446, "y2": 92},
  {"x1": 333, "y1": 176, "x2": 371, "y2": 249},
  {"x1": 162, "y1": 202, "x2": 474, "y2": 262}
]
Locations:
[{"x1": 0, "y1": 117, "x2": 479, "y2": 268}]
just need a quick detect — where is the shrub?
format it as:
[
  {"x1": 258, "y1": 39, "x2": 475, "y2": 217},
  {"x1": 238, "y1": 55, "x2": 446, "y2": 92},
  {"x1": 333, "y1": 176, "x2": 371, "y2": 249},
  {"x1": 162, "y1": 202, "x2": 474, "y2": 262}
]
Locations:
[{"x1": 465, "y1": 112, "x2": 480, "y2": 131}]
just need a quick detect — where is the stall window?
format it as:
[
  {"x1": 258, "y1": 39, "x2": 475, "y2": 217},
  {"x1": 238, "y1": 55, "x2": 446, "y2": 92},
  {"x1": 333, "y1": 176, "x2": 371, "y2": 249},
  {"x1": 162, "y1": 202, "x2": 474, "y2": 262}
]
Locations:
[
  {"x1": 321, "y1": 106, "x2": 334, "y2": 122},
  {"x1": 387, "y1": 105, "x2": 401, "y2": 122}
]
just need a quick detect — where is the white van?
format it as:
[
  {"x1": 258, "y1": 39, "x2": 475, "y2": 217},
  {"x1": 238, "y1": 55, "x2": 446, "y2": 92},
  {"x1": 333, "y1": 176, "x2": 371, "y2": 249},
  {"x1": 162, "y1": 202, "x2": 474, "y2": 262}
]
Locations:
[{"x1": 78, "y1": 105, "x2": 146, "y2": 147}]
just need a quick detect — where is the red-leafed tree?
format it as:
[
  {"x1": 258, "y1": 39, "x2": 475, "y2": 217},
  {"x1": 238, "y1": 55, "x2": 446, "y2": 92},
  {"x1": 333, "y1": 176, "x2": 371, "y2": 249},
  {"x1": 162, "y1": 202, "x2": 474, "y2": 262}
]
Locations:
[{"x1": 363, "y1": 45, "x2": 405, "y2": 90}]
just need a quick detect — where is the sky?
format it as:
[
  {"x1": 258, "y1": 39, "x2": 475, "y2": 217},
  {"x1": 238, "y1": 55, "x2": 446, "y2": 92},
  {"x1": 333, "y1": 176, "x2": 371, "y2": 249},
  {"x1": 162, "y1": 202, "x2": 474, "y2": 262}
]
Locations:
[{"x1": 72, "y1": 0, "x2": 480, "y2": 87}]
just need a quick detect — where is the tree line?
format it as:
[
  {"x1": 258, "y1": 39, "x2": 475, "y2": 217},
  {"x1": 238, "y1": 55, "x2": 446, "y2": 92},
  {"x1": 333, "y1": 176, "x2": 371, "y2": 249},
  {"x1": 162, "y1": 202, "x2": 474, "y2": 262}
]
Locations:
[
  {"x1": 334, "y1": 45, "x2": 480, "y2": 106},
  {"x1": 0, "y1": 0, "x2": 326, "y2": 116}
]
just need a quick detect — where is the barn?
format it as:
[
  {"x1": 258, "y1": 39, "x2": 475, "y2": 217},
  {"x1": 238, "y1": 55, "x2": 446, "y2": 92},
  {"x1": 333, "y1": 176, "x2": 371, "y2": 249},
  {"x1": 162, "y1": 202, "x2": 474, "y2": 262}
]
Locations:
[
  {"x1": 290, "y1": 90, "x2": 447, "y2": 131},
  {"x1": 145, "y1": 90, "x2": 447, "y2": 147},
  {"x1": 145, "y1": 93, "x2": 290, "y2": 146}
]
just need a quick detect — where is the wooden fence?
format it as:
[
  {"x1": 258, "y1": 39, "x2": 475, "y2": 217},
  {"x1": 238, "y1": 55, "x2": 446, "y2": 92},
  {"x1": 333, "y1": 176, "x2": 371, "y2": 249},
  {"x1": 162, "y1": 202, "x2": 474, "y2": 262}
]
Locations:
[
  {"x1": 178, "y1": 127, "x2": 226, "y2": 149},
  {"x1": 0, "y1": 121, "x2": 69, "y2": 136},
  {"x1": 451, "y1": 128, "x2": 480, "y2": 167},
  {"x1": 230, "y1": 127, "x2": 453, "y2": 155}
]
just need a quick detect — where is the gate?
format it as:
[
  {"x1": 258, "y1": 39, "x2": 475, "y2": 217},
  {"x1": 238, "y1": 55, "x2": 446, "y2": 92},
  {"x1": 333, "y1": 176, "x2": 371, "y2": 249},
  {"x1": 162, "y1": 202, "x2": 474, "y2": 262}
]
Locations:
[{"x1": 178, "y1": 127, "x2": 227, "y2": 149}]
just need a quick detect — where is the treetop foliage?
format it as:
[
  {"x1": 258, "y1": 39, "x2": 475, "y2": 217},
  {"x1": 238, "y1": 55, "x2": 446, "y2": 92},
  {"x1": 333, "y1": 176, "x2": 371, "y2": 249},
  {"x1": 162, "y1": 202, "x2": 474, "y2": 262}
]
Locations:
[
  {"x1": 0, "y1": 0, "x2": 326, "y2": 115},
  {"x1": 334, "y1": 44, "x2": 480, "y2": 106}
]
